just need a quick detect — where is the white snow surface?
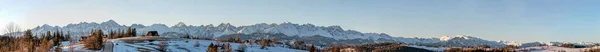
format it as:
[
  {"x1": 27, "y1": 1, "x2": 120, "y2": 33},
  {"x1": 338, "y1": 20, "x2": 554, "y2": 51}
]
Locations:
[
  {"x1": 60, "y1": 37, "x2": 307, "y2": 52},
  {"x1": 516, "y1": 46, "x2": 600, "y2": 52}
]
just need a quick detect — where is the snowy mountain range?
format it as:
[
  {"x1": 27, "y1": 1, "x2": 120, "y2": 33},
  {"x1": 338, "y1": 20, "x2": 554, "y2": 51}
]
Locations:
[{"x1": 8, "y1": 20, "x2": 598, "y2": 48}]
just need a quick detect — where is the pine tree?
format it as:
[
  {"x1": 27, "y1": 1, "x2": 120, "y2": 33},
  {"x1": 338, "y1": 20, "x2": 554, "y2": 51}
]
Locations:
[
  {"x1": 46, "y1": 31, "x2": 51, "y2": 39},
  {"x1": 119, "y1": 30, "x2": 125, "y2": 38},
  {"x1": 114, "y1": 30, "x2": 118, "y2": 38},
  {"x1": 208, "y1": 43, "x2": 213, "y2": 51},
  {"x1": 55, "y1": 42, "x2": 62, "y2": 52},
  {"x1": 308, "y1": 45, "x2": 317, "y2": 52},
  {"x1": 97, "y1": 30, "x2": 104, "y2": 47},
  {"x1": 126, "y1": 27, "x2": 131, "y2": 37},
  {"x1": 66, "y1": 31, "x2": 71, "y2": 41},
  {"x1": 132, "y1": 28, "x2": 137, "y2": 37},
  {"x1": 126, "y1": 27, "x2": 134, "y2": 37},
  {"x1": 109, "y1": 31, "x2": 114, "y2": 39},
  {"x1": 53, "y1": 30, "x2": 62, "y2": 46},
  {"x1": 40, "y1": 33, "x2": 51, "y2": 52},
  {"x1": 22, "y1": 30, "x2": 34, "y2": 52}
]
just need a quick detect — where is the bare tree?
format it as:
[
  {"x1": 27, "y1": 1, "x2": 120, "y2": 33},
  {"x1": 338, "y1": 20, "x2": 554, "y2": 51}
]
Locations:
[{"x1": 4, "y1": 22, "x2": 21, "y2": 35}]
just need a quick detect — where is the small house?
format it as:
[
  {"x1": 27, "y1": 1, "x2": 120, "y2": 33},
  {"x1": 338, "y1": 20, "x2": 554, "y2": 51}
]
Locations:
[{"x1": 146, "y1": 31, "x2": 159, "y2": 36}]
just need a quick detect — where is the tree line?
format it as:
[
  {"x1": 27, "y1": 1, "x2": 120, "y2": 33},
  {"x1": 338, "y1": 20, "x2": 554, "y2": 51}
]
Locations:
[
  {"x1": 84, "y1": 27, "x2": 138, "y2": 50},
  {"x1": 0, "y1": 30, "x2": 69, "y2": 52},
  {"x1": 0, "y1": 27, "x2": 139, "y2": 52}
]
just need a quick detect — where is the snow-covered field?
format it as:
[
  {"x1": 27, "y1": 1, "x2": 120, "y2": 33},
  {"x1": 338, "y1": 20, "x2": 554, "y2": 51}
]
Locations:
[
  {"x1": 60, "y1": 37, "x2": 307, "y2": 52},
  {"x1": 406, "y1": 45, "x2": 449, "y2": 52},
  {"x1": 60, "y1": 41, "x2": 102, "y2": 52},
  {"x1": 46, "y1": 36, "x2": 600, "y2": 52},
  {"x1": 516, "y1": 46, "x2": 599, "y2": 52},
  {"x1": 407, "y1": 45, "x2": 600, "y2": 52}
]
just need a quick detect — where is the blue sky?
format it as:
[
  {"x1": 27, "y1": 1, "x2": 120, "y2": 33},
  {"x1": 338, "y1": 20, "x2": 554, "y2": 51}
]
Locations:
[{"x1": 1, "y1": 0, "x2": 599, "y2": 42}]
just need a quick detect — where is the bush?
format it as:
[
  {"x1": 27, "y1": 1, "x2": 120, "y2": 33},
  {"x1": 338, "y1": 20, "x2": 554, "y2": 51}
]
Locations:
[
  {"x1": 329, "y1": 45, "x2": 340, "y2": 52},
  {"x1": 83, "y1": 30, "x2": 104, "y2": 50},
  {"x1": 259, "y1": 39, "x2": 270, "y2": 49},
  {"x1": 207, "y1": 43, "x2": 218, "y2": 52},
  {"x1": 260, "y1": 43, "x2": 267, "y2": 49}
]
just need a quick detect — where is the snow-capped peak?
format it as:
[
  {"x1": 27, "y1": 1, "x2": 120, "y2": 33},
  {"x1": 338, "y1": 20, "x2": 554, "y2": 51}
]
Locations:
[
  {"x1": 41, "y1": 24, "x2": 53, "y2": 28},
  {"x1": 150, "y1": 24, "x2": 168, "y2": 27},
  {"x1": 102, "y1": 20, "x2": 119, "y2": 25},
  {"x1": 498, "y1": 40, "x2": 522, "y2": 46},
  {"x1": 218, "y1": 23, "x2": 232, "y2": 27},
  {"x1": 174, "y1": 22, "x2": 186, "y2": 27},
  {"x1": 100, "y1": 20, "x2": 121, "y2": 28},
  {"x1": 439, "y1": 35, "x2": 476, "y2": 41},
  {"x1": 428, "y1": 35, "x2": 508, "y2": 47}
]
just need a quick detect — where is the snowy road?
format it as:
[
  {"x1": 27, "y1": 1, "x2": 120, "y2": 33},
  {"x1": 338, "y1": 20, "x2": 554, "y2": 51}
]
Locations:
[{"x1": 103, "y1": 41, "x2": 114, "y2": 52}]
